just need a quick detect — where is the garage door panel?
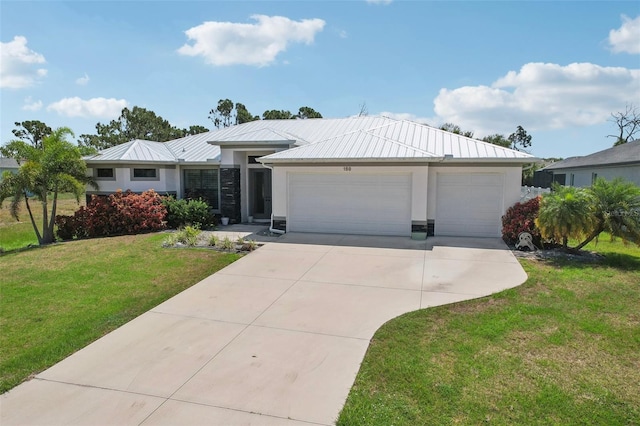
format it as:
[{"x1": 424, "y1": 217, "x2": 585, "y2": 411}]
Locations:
[
  {"x1": 436, "y1": 173, "x2": 503, "y2": 238},
  {"x1": 288, "y1": 172, "x2": 411, "y2": 236}
]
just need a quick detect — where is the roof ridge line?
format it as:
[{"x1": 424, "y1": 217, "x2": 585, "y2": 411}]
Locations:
[
  {"x1": 364, "y1": 125, "x2": 437, "y2": 157},
  {"x1": 303, "y1": 118, "x2": 398, "y2": 145},
  {"x1": 120, "y1": 140, "x2": 139, "y2": 160}
]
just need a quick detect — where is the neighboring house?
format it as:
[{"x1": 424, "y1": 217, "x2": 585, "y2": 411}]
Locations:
[
  {"x1": 540, "y1": 140, "x2": 640, "y2": 188},
  {"x1": 85, "y1": 116, "x2": 535, "y2": 238},
  {"x1": 0, "y1": 157, "x2": 20, "y2": 179}
]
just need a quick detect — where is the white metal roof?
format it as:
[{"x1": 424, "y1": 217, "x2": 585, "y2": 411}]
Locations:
[
  {"x1": 85, "y1": 116, "x2": 535, "y2": 165},
  {"x1": 85, "y1": 134, "x2": 221, "y2": 164},
  {"x1": 259, "y1": 119, "x2": 536, "y2": 163},
  {"x1": 165, "y1": 132, "x2": 221, "y2": 163},
  {"x1": 208, "y1": 116, "x2": 397, "y2": 146}
]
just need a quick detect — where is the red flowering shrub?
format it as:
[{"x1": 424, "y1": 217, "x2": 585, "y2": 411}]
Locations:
[
  {"x1": 56, "y1": 190, "x2": 166, "y2": 240},
  {"x1": 501, "y1": 196, "x2": 541, "y2": 246}
]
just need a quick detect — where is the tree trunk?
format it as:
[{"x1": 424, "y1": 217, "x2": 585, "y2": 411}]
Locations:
[
  {"x1": 40, "y1": 193, "x2": 55, "y2": 245},
  {"x1": 562, "y1": 236, "x2": 568, "y2": 251},
  {"x1": 24, "y1": 192, "x2": 43, "y2": 245},
  {"x1": 574, "y1": 225, "x2": 604, "y2": 251},
  {"x1": 48, "y1": 188, "x2": 59, "y2": 238}
]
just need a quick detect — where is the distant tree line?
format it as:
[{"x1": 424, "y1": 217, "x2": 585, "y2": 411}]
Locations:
[
  {"x1": 208, "y1": 99, "x2": 322, "y2": 129},
  {"x1": 73, "y1": 101, "x2": 323, "y2": 151}
]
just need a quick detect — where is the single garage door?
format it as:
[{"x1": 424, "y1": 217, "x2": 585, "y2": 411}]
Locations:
[
  {"x1": 288, "y1": 172, "x2": 411, "y2": 236},
  {"x1": 435, "y1": 173, "x2": 504, "y2": 237}
]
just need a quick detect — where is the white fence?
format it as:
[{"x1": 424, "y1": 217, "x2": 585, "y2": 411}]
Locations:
[{"x1": 520, "y1": 185, "x2": 550, "y2": 201}]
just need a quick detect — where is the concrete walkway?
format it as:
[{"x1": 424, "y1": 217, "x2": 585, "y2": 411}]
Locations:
[{"x1": 1, "y1": 234, "x2": 527, "y2": 425}]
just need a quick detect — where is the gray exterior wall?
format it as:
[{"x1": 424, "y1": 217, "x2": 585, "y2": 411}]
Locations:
[{"x1": 548, "y1": 165, "x2": 640, "y2": 187}]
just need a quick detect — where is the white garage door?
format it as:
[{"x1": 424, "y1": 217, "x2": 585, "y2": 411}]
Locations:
[
  {"x1": 288, "y1": 172, "x2": 411, "y2": 236},
  {"x1": 435, "y1": 173, "x2": 504, "y2": 237}
]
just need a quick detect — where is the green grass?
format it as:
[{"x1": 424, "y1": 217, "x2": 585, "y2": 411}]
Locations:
[
  {"x1": 338, "y1": 239, "x2": 640, "y2": 425},
  {"x1": 0, "y1": 193, "x2": 84, "y2": 251},
  {"x1": 0, "y1": 233, "x2": 240, "y2": 393}
]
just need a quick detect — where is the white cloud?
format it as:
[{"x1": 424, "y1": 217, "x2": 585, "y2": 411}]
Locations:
[
  {"x1": 0, "y1": 36, "x2": 47, "y2": 89},
  {"x1": 433, "y1": 62, "x2": 640, "y2": 136},
  {"x1": 76, "y1": 73, "x2": 90, "y2": 85},
  {"x1": 339, "y1": 29, "x2": 348, "y2": 39},
  {"x1": 609, "y1": 15, "x2": 640, "y2": 54},
  {"x1": 47, "y1": 97, "x2": 128, "y2": 118},
  {"x1": 366, "y1": 0, "x2": 393, "y2": 4},
  {"x1": 177, "y1": 15, "x2": 325, "y2": 67},
  {"x1": 22, "y1": 96, "x2": 43, "y2": 111}
]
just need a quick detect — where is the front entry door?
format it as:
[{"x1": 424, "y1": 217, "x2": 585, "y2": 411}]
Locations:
[{"x1": 249, "y1": 169, "x2": 272, "y2": 220}]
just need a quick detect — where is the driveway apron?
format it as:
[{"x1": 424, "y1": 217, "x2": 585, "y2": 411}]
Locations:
[{"x1": 1, "y1": 234, "x2": 527, "y2": 425}]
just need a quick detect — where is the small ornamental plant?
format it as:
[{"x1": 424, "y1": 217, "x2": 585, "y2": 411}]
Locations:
[{"x1": 501, "y1": 196, "x2": 542, "y2": 247}]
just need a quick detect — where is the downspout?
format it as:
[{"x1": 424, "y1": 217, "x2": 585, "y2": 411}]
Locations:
[{"x1": 260, "y1": 162, "x2": 285, "y2": 234}]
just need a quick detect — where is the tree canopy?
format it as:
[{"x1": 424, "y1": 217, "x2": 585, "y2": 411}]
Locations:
[
  {"x1": 296, "y1": 106, "x2": 322, "y2": 119},
  {"x1": 0, "y1": 127, "x2": 96, "y2": 245},
  {"x1": 11, "y1": 120, "x2": 52, "y2": 149},
  {"x1": 481, "y1": 133, "x2": 511, "y2": 148},
  {"x1": 439, "y1": 123, "x2": 474, "y2": 138},
  {"x1": 262, "y1": 109, "x2": 294, "y2": 120},
  {"x1": 508, "y1": 125, "x2": 532, "y2": 151},
  {"x1": 608, "y1": 104, "x2": 639, "y2": 146},
  {"x1": 209, "y1": 99, "x2": 260, "y2": 128},
  {"x1": 79, "y1": 107, "x2": 209, "y2": 150},
  {"x1": 535, "y1": 184, "x2": 595, "y2": 250},
  {"x1": 536, "y1": 179, "x2": 640, "y2": 251},
  {"x1": 209, "y1": 99, "x2": 323, "y2": 126}
]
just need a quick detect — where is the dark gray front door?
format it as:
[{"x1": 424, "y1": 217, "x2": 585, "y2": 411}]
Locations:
[{"x1": 249, "y1": 169, "x2": 272, "y2": 220}]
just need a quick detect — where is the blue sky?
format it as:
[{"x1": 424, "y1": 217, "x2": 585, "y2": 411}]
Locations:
[{"x1": 1, "y1": 1, "x2": 639, "y2": 158}]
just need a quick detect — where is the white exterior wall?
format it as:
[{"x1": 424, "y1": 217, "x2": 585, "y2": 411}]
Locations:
[
  {"x1": 427, "y1": 165, "x2": 522, "y2": 219},
  {"x1": 560, "y1": 165, "x2": 640, "y2": 187},
  {"x1": 87, "y1": 165, "x2": 177, "y2": 194},
  {"x1": 271, "y1": 165, "x2": 429, "y2": 222}
]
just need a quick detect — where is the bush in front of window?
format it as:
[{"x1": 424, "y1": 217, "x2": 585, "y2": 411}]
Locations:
[
  {"x1": 55, "y1": 189, "x2": 167, "y2": 240},
  {"x1": 162, "y1": 196, "x2": 215, "y2": 229}
]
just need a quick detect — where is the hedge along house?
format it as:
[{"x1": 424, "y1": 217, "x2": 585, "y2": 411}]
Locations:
[{"x1": 85, "y1": 116, "x2": 536, "y2": 238}]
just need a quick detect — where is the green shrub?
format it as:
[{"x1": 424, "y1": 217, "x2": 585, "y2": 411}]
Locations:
[
  {"x1": 221, "y1": 236, "x2": 234, "y2": 251},
  {"x1": 163, "y1": 197, "x2": 214, "y2": 229},
  {"x1": 175, "y1": 226, "x2": 201, "y2": 246},
  {"x1": 162, "y1": 233, "x2": 179, "y2": 247},
  {"x1": 208, "y1": 234, "x2": 219, "y2": 247}
]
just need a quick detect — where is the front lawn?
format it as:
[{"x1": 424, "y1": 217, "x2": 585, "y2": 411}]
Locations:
[
  {"x1": 338, "y1": 240, "x2": 640, "y2": 425},
  {"x1": 0, "y1": 194, "x2": 84, "y2": 251},
  {"x1": 0, "y1": 233, "x2": 240, "y2": 393}
]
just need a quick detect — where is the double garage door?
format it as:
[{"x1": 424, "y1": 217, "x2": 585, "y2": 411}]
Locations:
[
  {"x1": 287, "y1": 171, "x2": 504, "y2": 238},
  {"x1": 288, "y1": 172, "x2": 412, "y2": 236},
  {"x1": 435, "y1": 173, "x2": 504, "y2": 237}
]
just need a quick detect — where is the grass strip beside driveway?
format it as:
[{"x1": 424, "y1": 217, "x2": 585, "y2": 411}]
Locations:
[
  {"x1": 0, "y1": 233, "x2": 240, "y2": 393},
  {"x1": 338, "y1": 240, "x2": 640, "y2": 425}
]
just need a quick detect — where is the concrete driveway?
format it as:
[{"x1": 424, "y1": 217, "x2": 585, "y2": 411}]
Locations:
[{"x1": 1, "y1": 234, "x2": 527, "y2": 425}]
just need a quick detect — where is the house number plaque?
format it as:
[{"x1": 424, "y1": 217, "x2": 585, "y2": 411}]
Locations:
[{"x1": 343, "y1": 166, "x2": 352, "y2": 172}]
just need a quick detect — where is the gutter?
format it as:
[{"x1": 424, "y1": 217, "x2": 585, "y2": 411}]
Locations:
[{"x1": 258, "y1": 156, "x2": 538, "y2": 166}]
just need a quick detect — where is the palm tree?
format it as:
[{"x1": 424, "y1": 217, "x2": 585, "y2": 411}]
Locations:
[
  {"x1": 535, "y1": 184, "x2": 595, "y2": 250},
  {"x1": 0, "y1": 127, "x2": 97, "y2": 245},
  {"x1": 574, "y1": 178, "x2": 640, "y2": 250}
]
